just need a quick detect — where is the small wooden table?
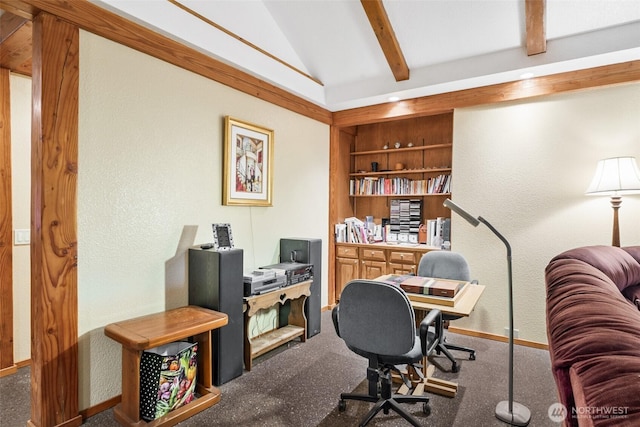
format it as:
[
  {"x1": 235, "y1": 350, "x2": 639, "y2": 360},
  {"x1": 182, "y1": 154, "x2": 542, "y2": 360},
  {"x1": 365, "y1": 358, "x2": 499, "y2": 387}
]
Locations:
[
  {"x1": 376, "y1": 275, "x2": 485, "y2": 398},
  {"x1": 105, "y1": 306, "x2": 228, "y2": 427},
  {"x1": 243, "y1": 280, "x2": 311, "y2": 371}
]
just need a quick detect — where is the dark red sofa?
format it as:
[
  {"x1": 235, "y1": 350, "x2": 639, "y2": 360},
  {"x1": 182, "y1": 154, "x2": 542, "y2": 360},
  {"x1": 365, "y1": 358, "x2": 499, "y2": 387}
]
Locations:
[{"x1": 545, "y1": 245, "x2": 640, "y2": 426}]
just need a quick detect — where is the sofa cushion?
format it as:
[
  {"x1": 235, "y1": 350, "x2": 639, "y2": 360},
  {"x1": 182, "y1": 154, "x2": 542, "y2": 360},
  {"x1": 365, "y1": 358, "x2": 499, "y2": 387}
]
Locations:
[
  {"x1": 549, "y1": 245, "x2": 640, "y2": 293},
  {"x1": 622, "y1": 246, "x2": 640, "y2": 265},
  {"x1": 546, "y1": 245, "x2": 640, "y2": 427},
  {"x1": 546, "y1": 257, "x2": 640, "y2": 368},
  {"x1": 569, "y1": 355, "x2": 640, "y2": 426}
]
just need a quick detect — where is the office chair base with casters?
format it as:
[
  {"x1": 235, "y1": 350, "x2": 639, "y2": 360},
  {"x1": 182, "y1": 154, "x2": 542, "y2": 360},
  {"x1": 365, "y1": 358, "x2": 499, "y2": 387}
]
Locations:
[
  {"x1": 443, "y1": 340, "x2": 476, "y2": 360},
  {"x1": 338, "y1": 364, "x2": 431, "y2": 427},
  {"x1": 434, "y1": 343, "x2": 460, "y2": 373}
]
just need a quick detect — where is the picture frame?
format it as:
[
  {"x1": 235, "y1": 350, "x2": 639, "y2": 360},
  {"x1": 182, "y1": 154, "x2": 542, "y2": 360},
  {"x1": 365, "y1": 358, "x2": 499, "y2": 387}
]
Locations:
[
  {"x1": 223, "y1": 116, "x2": 274, "y2": 206},
  {"x1": 212, "y1": 223, "x2": 234, "y2": 251}
]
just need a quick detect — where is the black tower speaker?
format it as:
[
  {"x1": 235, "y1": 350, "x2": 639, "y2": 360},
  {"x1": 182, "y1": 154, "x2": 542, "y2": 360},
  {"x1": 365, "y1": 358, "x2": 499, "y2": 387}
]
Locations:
[
  {"x1": 188, "y1": 247, "x2": 243, "y2": 385},
  {"x1": 279, "y1": 238, "x2": 322, "y2": 338}
]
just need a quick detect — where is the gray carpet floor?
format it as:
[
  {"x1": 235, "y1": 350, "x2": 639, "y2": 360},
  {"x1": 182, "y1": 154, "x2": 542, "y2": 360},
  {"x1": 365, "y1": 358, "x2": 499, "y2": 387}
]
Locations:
[{"x1": 1, "y1": 310, "x2": 560, "y2": 426}]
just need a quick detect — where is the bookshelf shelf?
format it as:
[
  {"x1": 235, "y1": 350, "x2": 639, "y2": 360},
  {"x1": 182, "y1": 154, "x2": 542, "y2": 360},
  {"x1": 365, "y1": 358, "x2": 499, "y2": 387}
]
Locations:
[
  {"x1": 350, "y1": 193, "x2": 451, "y2": 198},
  {"x1": 350, "y1": 143, "x2": 452, "y2": 156},
  {"x1": 350, "y1": 167, "x2": 451, "y2": 177}
]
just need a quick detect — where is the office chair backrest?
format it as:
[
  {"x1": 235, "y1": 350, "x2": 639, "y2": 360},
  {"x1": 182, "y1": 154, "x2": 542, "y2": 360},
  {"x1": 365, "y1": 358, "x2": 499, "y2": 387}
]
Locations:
[
  {"x1": 338, "y1": 280, "x2": 416, "y2": 356},
  {"x1": 418, "y1": 251, "x2": 471, "y2": 281}
]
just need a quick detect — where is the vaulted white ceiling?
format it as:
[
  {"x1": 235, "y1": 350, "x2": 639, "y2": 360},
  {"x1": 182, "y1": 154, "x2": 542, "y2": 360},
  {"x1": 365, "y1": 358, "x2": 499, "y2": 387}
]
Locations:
[{"x1": 93, "y1": 0, "x2": 640, "y2": 111}]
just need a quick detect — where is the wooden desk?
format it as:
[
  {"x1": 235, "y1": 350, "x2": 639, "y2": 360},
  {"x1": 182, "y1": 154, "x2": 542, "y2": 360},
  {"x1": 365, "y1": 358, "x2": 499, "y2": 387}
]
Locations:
[
  {"x1": 243, "y1": 280, "x2": 311, "y2": 371},
  {"x1": 105, "y1": 306, "x2": 228, "y2": 427},
  {"x1": 376, "y1": 275, "x2": 485, "y2": 398}
]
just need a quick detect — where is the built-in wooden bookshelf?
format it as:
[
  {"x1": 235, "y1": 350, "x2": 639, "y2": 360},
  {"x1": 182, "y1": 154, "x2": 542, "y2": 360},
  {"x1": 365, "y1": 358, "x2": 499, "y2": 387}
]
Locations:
[
  {"x1": 344, "y1": 112, "x2": 453, "y2": 223},
  {"x1": 329, "y1": 112, "x2": 454, "y2": 301}
]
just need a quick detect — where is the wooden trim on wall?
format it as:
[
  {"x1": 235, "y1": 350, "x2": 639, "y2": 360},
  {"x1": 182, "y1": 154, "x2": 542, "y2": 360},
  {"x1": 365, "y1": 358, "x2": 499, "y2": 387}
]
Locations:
[
  {"x1": 30, "y1": 12, "x2": 81, "y2": 427},
  {"x1": 332, "y1": 60, "x2": 640, "y2": 126},
  {"x1": 10, "y1": 0, "x2": 332, "y2": 125},
  {"x1": 0, "y1": 67, "x2": 14, "y2": 371},
  {"x1": 448, "y1": 326, "x2": 549, "y2": 351}
]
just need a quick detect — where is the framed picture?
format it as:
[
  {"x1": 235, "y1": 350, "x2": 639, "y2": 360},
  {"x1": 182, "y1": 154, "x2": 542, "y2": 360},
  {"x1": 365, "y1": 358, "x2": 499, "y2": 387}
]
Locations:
[
  {"x1": 212, "y1": 223, "x2": 234, "y2": 251},
  {"x1": 223, "y1": 116, "x2": 274, "y2": 206}
]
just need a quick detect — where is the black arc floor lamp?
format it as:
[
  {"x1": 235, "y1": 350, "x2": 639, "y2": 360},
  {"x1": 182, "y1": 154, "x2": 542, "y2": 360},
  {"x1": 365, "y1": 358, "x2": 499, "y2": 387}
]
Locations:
[{"x1": 444, "y1": 198, "x2": 531, "y2": 426}]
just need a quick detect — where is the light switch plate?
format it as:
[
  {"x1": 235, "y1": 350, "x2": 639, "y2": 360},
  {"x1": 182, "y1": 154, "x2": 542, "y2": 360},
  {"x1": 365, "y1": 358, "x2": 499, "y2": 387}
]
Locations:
[{"x1": 14, "y1": 229, "x2": 30, "y2": 245}]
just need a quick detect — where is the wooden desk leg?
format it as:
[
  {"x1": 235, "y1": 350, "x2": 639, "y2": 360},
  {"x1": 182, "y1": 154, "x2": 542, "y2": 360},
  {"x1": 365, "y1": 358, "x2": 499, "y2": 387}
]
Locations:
[
  {"x1": 288, "y1": 295, "x2": 308, "y2": 343},
  {"x1": 423, "y1": 361, "x2": 458, "y2": 397},
  {"x1": 413, "y1": 309, "x2": 458, "y2": 398},
  {"x1": 114, "y1": 346, "x2": 142, "y2": 425}
]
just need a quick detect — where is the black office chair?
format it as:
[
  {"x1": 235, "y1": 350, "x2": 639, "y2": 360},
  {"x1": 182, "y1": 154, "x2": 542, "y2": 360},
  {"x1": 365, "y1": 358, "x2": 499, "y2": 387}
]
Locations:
[
  {"x1": 332, "y1": 279, "x2": 442, "y2": 427},
  {"x1": 417, "y1": 251, "x2": 477, "y2": 373}
]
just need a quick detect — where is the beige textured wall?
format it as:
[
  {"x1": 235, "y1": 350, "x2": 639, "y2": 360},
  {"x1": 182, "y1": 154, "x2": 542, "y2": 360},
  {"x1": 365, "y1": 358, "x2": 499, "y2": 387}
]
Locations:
[
  {"x1": 9, "y1": 73, "x2": 31, "y2": 364},
  {"x1": 451, "y1": 82, "x2": 640, "y2": 344},
  {"x1": 77, "y1": 32, "x2": 329, "y2": 408}
]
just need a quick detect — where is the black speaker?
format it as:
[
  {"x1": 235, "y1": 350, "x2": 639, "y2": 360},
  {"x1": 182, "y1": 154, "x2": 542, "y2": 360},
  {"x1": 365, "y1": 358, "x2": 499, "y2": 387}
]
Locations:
[
  {"x1": 279, "y1": 238, "x2": 322, "y2": 338},
  {"x1": 188, "y1": 248, "x2": 243, "y2": 385}
]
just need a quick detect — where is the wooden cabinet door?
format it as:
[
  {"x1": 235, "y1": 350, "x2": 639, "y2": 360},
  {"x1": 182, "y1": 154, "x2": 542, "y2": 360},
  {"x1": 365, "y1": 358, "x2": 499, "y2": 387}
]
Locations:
[
  {"x1": 361, "y1": 260, "x2": 386, "y2": 280},
  {"x1": 335, "y1": 257, "x2": 359, "y2": 299}
]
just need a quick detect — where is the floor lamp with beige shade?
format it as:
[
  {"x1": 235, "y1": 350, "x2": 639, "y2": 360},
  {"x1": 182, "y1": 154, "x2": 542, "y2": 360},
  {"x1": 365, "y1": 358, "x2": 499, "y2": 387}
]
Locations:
[{"x1": 586, "y1": 156, "x2": 640, "y2": 247}]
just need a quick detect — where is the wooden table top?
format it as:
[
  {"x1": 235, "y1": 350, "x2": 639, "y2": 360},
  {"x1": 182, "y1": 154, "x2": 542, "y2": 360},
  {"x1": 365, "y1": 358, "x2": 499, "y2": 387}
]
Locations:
[{"x1": 104, "y1": 305, "x2": 228, "y2": 351}]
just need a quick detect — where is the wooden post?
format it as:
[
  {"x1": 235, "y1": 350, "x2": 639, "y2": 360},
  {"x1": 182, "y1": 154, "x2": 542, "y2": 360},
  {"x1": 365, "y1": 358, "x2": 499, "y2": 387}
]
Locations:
[
  {"x1": 0, "y1": 67, "x2": 14, "y2": 373},
  {"x1": 30, "y1": 12, "x2": 82, "y2": 427}
]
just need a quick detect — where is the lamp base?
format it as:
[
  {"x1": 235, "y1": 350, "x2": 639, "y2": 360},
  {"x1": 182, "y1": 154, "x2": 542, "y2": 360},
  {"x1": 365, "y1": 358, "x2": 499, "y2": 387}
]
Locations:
[{"x1": 495, "y1": 400, "x2": 531, "y2": 426}]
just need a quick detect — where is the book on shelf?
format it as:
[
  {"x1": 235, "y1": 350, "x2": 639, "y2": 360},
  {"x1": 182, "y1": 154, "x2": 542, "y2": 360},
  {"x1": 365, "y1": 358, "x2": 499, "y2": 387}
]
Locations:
[
  {"x1": 335, "y1": 217, "x2": 385, "y2": 244},
  {"x1": 349, "y1": 174, "x2": 451, "y2": 196},
  {"x1": 424, "y1": 217, "x2": 450, "y2": 247}
]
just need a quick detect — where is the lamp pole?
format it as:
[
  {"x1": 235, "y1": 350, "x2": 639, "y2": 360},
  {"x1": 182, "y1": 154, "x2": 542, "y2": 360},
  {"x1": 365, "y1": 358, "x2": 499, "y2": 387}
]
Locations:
[
  {"x1": 478, "y1": 218, "x2": 530, "y2": 426},
  {"x1": 443, "y1": 199, "x2": 530, "y2": 426}
]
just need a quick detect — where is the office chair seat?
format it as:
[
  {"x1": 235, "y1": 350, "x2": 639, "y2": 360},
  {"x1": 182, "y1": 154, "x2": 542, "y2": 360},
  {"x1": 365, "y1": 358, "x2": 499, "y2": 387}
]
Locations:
[
  {"x1": 332, "y1": 280, "x2": 443, "y2": 426},
  {"x1": 417, "y1": 251, "x2": 477, "y2": 373}
]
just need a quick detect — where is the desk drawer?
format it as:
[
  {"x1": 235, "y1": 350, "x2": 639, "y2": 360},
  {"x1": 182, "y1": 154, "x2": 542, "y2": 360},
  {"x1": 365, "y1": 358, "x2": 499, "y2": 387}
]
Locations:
[
  {"x1": 388, "y1": 251, "x2": 417, "y2": 264},
  {"x1": 361, "y1": 248, "x2": 386, "y2": 261},
  {"x1": 336, "y1": 245, "x2": 358, "y2": 258}
]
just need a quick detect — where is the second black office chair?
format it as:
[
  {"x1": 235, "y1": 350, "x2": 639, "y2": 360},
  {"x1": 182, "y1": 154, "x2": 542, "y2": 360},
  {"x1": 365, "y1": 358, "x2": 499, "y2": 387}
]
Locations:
[
  {"x1": 332, "y1": 279, "x2": 442, "y2": 427},
  {"x1": 418, "y1": 251, "x2": 477, "y2": 373}
]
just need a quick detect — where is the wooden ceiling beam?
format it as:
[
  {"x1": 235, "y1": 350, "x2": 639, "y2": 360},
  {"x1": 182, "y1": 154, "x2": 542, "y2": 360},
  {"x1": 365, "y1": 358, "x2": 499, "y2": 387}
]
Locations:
[
  {"x1": 360, "y1": 0, "x2": 410, "y2": 82},
  {"x1": 526, "y1": 0, "x2": 546, "y2": 56},
  {"x1": 0, "y1": 12, "x2": 32, "y2": 76},
  {"x1": 5, "y1": 0, "x2": 332, "y2": 124},
  {"x1": 0, "y1": 0, "x2": 36, "y2": 19},
  {"x1": 0, "y1": 11, "x2": 28, "y2": 43}
]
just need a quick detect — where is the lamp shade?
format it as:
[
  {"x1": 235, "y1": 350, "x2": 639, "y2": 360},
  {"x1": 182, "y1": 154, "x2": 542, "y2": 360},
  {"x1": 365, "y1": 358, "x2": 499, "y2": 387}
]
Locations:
[{"x1": 586, "y1": 156, "x2": 640, "y2": 196}]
